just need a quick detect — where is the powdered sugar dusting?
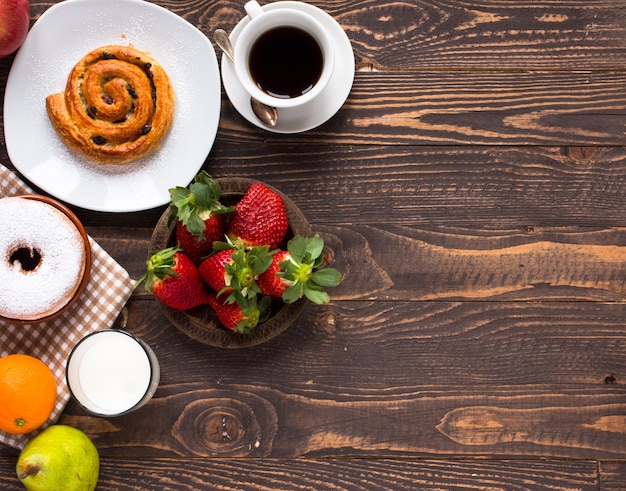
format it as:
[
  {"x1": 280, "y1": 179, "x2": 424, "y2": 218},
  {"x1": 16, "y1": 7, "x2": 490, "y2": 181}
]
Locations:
[
  {"x1": 0, "y1": 198, "x2": 86, "y2": 320},
  {"x1": 5, "y1": 0, "x2": 220, "y2": 212}
]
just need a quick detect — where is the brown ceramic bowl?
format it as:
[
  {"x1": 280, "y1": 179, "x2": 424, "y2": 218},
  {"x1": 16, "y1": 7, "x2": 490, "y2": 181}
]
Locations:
[
  {"x1": 0, "y1": 194, "x2": 92, "y2": 325},
  {"x1": 149, "y1": 178, "x2": 311, "y2": 348}
]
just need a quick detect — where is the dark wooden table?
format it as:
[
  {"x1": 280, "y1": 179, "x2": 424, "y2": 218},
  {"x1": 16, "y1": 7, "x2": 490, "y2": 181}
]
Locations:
[{"x1": 2, "y1": 0, "x2": 626, "y2": 489}]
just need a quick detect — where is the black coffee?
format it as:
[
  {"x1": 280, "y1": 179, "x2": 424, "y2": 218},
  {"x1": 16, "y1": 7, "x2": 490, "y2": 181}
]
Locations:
[{"x1": 249, "y1": 26, "x2": 323, "y2": 99}]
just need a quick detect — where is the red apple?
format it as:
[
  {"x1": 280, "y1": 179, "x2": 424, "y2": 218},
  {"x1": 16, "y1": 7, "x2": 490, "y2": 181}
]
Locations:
[{"x1": 0, "y1": 0, "x2": 30, "y2": 59}]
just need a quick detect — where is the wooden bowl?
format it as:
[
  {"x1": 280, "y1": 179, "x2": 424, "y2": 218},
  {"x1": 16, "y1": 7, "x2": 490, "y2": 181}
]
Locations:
[
  {"x1": 149, "y1": 178, "x2": 311, "y2": 348},
  {"x1": 0, "y1": 194, "x2": 92, "y2": 325}
]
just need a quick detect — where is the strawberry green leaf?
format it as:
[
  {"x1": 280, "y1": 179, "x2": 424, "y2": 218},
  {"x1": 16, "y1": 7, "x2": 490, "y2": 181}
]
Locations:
[
  {"x1": 311, "y1": 268, "x2": 342, "y2": 287},
  {"x1": 282, "y1": 284, "x2": 304, "y2": 304},
  {"x1": 258, "y1": 296, "x2": 272, "y2": 324},
  {"x1": 303, "y1": 284, "x2": 331, "y2": 305},
  {"x1": 135, "y1": 245, "x2": 180, "y2": 292},
  {"x1": 305, "y1": 235, "x2": 325, "y2": 261},
  {"x1": 189, "y1": 181, "x2": 215, "y2": 207},
  {"x1": 278, "y1": 234, "x2": 341, "y2": 304},
  {"x1": 231, "y1": 290, "x2": 248, "y2": 307},
  {"x1": 167, "y1": 171, "x2": 232, "y2": 239},
  {"x1": 247, "y1": 245, "x2": 276, "y2": 275},
  {"x1": 223, "y1": 246, "x2": 275, "y2": 299},
  {"x1": 287, "y1": 235, "x2": 308, "y2": 262},
  {"x1": 233, "y1": 295, "x2": 271, "y2": 335},
  {"x1": 212, "y1": 240, "x2": 235, "y2": 252}
]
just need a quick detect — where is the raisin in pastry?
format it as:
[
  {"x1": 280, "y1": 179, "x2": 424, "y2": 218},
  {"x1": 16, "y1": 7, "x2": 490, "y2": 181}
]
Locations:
[{"x1": 46, "y1": 45, "x2": 175, "y2": 165}]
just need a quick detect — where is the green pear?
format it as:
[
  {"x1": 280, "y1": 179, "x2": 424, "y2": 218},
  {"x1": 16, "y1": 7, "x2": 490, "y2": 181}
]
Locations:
[{"x1": 16, "y1": 425, "x2": 99, "y2": 491}]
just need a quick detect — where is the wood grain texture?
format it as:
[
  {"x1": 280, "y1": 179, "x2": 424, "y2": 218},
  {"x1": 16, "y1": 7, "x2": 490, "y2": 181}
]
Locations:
[
  {"x1": 65, "y1": 144, "x2": 626, "y2": 229},
  {"x1": 91, "y1": 221, "x2": 626, "y2": 302},
  {"x1": 220, "y1": 72, "x2": 626, "y2": 145},
  {"x1": 600, "y1": 461, "x2": 626, "y2": 490},
  {"x1": 212, "y1": 71, "x2": 626, "y2": 146},
  {"x1": 90, "y1": 0, "x2": 626, "y2": 71},
  {"x1": 0, "y1": 457, "x2": 603, "y2": 490}
]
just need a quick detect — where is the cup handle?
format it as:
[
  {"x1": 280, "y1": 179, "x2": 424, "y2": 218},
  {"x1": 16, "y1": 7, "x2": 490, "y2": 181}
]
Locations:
[{"x1": 244, "y1": 0, "x2": 264, "y2": 19}]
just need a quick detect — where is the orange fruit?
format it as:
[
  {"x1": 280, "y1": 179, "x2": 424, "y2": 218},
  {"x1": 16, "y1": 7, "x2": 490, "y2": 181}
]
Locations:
[{"x1": 0, "y1": 354, "x2": 57, "y2": 434}]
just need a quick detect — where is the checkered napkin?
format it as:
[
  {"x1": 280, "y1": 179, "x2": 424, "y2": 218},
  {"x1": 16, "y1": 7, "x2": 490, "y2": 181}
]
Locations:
[{"x1": 0, "y1": 164, "x2": 135, "y2": 449}]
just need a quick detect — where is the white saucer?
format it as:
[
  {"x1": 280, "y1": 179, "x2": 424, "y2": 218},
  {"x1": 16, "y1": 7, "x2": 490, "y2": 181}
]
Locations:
[
  {"x1": 4, "y1": 0, "x2": 221, "y2": 212},
  {"x1": 221, "y1": 1, "x2": 355, "y2": 133}
]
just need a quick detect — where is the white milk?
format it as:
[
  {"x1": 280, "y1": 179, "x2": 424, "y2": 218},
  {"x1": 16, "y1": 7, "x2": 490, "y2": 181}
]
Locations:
[{"x1": 66, "y1": 330, "x2": 159, "y2": 416}]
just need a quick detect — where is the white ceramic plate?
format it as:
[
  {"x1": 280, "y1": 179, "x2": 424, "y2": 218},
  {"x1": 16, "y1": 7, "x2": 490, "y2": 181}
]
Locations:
[
  {"x1": 221, "y1": 1, "x2": 354, "y2": 133},
  {"x1": 4, "y1": 0, "x2": 221, "y2": 212}
]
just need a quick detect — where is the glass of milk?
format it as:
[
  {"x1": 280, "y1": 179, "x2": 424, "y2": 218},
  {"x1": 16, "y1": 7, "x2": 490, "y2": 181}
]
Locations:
[{"x1": 66, "y1": 329, "x2": 160, "y2": 417}]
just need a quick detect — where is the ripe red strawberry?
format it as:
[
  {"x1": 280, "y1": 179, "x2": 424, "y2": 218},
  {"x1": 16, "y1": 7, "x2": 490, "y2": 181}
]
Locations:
[
  {"x1": 227, "y1": 182, "x2": 288, "y2": 249},
  {"x1": 198, "y1": 249, "x2": 235, "y2": 294},
  {"x1": 137, "y1": 246, "x2": 209, "y2": 310},
  {"x1": 168, "y1": 171, "x2": 232, "y2": 264},
  {"x1": 257, "y1": 250, "x2": 291, "y2": 298},
  {"x1": 207, "y1": 293, "x2": 271, "y2": 334},
  {"x1": 174, "y1": 216, "x2": 226, "y2": 265},
  {"x1": 257, "y1": 235, "x2": 342, "y2": 304},
  {"x1": 199, "y1": 246, "x2": 275, "y2": 300}
]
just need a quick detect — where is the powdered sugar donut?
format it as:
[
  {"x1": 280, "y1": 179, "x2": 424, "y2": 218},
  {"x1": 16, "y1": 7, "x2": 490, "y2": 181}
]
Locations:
[{"x1": 0, "y1": 196, "x2": 90, "y2": 322}]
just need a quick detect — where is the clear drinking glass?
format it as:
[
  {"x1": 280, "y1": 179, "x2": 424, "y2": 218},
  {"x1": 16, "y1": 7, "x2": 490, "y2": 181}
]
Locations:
[{"x1": 66, "y1": 329, "x2": 160, "y2": 417}]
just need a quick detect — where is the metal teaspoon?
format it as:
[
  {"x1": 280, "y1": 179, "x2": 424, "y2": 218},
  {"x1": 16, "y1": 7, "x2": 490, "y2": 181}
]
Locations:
[{"x1": 213, "y1": 29, "x2": 278, "y2": 127}]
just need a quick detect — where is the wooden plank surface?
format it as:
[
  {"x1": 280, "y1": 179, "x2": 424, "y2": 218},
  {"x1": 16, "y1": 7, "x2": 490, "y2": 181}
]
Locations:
[
  {"x1": 71, "y1": 144, "x2": 626, "y2": 228},
  {"x1": 0, "y1": 457, "x2": 603, "y2": 490},
  {"x1": 601, "y1": 461, "x2": 626, "y2": 490},
  {"x1": 1, "y1": 0, "x2": 626, "y2": 489},
  {"x1": 217, "y1": 72, "x2": 626, "y2": 146},
  {"x1": 145, "y1": 0, "x2": 626, "y2": 71},
  {"x1": 95, "y1": 222, "x2": 626, "y2": 302}
]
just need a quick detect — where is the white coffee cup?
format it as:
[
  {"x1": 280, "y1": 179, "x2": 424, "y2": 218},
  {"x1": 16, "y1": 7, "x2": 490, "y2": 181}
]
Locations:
[
  {"x1": 233, "y1": 0, "x2": 335, "y2": 109},
  {"x1": 66, "y1": 329, "x2": 160, "y2": 417}
]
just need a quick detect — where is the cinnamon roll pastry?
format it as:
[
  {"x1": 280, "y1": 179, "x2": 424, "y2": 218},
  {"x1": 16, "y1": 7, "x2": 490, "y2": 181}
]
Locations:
[{"x1": 46, "y1": 45, "x2": 175, "y2": 165}]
